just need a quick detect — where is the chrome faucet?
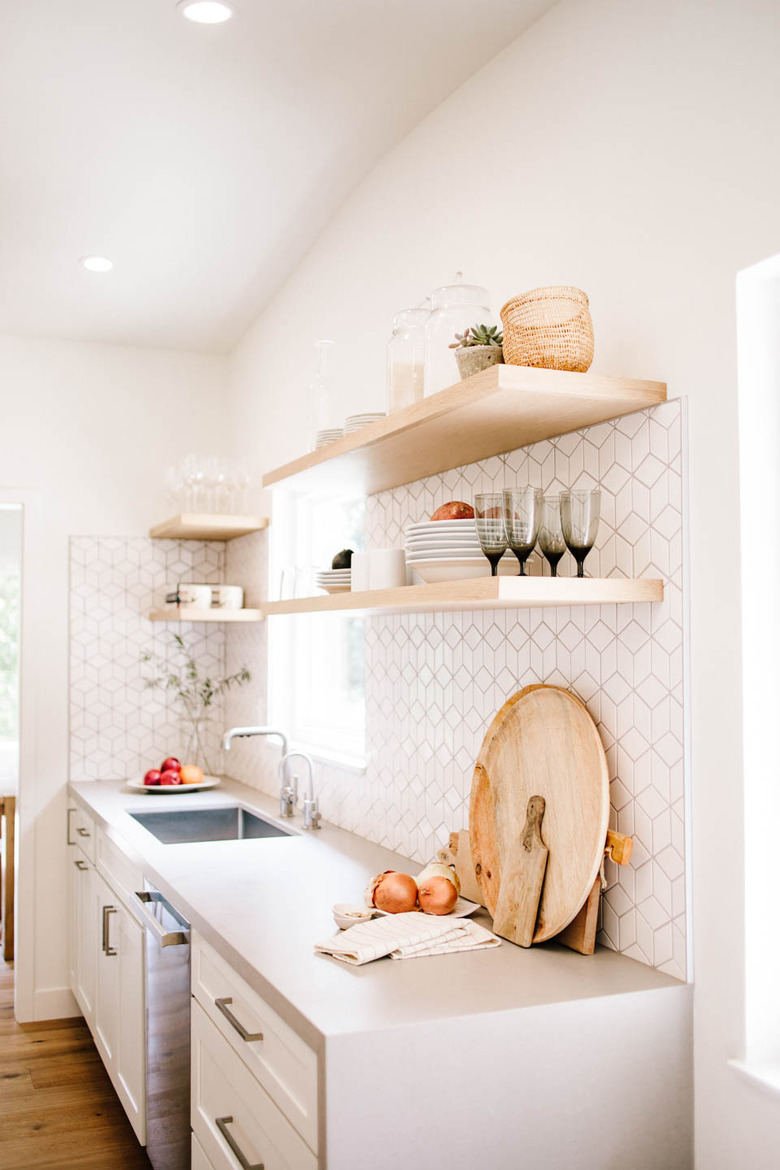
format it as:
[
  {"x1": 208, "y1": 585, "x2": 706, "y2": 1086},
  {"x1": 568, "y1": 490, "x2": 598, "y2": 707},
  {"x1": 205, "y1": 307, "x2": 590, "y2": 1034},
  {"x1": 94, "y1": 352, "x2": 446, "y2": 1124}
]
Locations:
[
  {"x1": 220, "y1": 727, "x2": 293, "y2": 818},
  {"x1": 280, "y1": 751, "x2": 321, "y2": 830}
]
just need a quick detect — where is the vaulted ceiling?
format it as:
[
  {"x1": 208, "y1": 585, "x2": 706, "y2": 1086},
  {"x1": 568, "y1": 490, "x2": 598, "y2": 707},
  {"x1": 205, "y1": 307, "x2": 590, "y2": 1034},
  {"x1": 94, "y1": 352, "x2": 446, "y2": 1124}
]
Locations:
[{"x1": 0, "y1": 0, "x2": 556, "y2": 352}]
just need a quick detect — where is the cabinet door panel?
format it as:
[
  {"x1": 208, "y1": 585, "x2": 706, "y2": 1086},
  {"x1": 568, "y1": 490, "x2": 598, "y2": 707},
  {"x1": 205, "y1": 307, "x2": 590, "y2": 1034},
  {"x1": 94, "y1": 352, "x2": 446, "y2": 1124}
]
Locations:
[
  {"x1": 116, "y1": 904, "x2": 146, "y2": 1143},
  {"x1": 71, "y1": 852, "x2": 97, "y2": 1026},
  {"x1": 93, "y1": 871, "x2": 147, "y2": 1145},
  {"x1": 93, "y1": 873, "x2": 119, "y2": 1068}
]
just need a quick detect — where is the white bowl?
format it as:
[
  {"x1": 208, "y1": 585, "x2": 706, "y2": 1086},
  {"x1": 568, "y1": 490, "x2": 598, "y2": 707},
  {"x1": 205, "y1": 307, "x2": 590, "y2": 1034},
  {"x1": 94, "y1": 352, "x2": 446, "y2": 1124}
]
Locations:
[{"x1": 332, "y1": 902, "x2": 377, "y2": 930}]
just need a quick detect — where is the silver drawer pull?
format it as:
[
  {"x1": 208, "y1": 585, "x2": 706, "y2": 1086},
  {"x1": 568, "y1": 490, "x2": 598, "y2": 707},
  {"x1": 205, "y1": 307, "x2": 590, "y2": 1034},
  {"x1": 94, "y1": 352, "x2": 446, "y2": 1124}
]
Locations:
[
  {"x1": 74, "y1": 859, "x2": 89, "y2": 871},
  {"x1": 215, "y1": 997, "x2": 264, "y2": 1043},
  {"x1": 215, "y1": 1116, "x2": 264, "y2": 1170},
  {"x1": 77, "y1": 826, "x2": 90, "y2": 838},
  {"x1": 102, "y1": 905, "x2": 118, "y2": 956}
]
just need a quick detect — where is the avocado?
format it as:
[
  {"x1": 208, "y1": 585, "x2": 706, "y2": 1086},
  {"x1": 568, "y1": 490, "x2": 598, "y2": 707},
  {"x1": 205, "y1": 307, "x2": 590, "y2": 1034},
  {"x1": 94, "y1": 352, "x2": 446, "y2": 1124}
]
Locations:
[{"x1": 332, "y1": 548, "x2": 354, "y2": 570}]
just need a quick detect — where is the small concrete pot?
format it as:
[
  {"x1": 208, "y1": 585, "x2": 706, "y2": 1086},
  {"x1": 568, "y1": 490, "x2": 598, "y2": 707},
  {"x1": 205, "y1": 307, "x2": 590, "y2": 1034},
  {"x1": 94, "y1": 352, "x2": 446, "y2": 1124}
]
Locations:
[{"x1": 455, "y1": 345, "x2": 504, "y2": 380}]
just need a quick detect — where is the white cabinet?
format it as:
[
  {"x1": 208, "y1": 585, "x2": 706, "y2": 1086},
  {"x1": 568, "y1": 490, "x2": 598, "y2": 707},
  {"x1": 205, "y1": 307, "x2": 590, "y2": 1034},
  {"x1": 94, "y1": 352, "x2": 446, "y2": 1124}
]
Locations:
[
  {"x1": 192, "y1": 934, "x2": 318, "y2": 1152},
  {"x1": 68, "y1": 838, "x2": 96, "y2": 1027},
  {"x1": 92, "y1": 869, "x2": 146, "y2": 1145},
  {"x1": 191, "y1": 934, "x2": 319, "y2": 1167},
  {"x1": 68, "y1": 803, "x2": 147, "y2": 1147},
  {"x1": 192, "y1": 1000, "x2": 317, "y2": 1170}
]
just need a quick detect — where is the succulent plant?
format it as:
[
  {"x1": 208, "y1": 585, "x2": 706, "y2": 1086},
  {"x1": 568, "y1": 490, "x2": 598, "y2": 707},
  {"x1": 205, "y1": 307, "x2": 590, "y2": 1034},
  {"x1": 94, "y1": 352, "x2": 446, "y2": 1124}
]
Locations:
[{"x1": 449, "y1": 323, "x2": 503, "y2": 349}]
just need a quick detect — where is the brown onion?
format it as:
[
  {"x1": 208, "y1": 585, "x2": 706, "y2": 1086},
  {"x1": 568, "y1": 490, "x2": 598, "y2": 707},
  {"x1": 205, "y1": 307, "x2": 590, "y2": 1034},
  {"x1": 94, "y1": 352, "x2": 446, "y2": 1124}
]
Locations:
[
  {"x1": 366, "y1": 870, "x2": 418, "y2": 914},
  {"x1": 417, "y1": 875, "x2": 458, "y2": 915}
]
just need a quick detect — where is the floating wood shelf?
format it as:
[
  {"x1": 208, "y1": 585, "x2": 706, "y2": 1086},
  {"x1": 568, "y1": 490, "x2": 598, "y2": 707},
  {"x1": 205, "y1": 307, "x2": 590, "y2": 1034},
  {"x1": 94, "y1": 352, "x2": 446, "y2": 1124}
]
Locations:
[
  {"x1": 149, "y1": 514, "x2": 268, "y2": 541},
  {"x1": 263, "y1": 577, "x2": 663, "y2": 618},
  {"x1": 262, "y1": 365, "x2": 666, "y2": 496},
  {"x1": 149, "y1": 608, "x2": 264, "y2": 623}
]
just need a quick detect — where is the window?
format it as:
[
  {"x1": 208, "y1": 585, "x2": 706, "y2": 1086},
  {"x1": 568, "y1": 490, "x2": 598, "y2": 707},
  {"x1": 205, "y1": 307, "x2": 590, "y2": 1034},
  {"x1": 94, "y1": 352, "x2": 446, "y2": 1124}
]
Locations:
[{"x1": 269, "y1": 492, "x2": 366, "y2": 765}]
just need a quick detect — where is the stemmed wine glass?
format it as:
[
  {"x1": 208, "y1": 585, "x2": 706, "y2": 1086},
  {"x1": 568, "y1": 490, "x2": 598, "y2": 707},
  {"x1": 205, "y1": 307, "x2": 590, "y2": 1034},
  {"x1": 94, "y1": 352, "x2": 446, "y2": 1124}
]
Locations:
[
  {"x1": 474, "y1": 493, "x2": 507, "y2": 576},
  {"x1": 538, "y1": 495, "x2": 566, "y2": 576},
  {"x1": 502, "y1": 488, "x2": 541, "y2": 576},
  {"x1": 560, "y1": 489, "x2": 601, "y2": 577}
]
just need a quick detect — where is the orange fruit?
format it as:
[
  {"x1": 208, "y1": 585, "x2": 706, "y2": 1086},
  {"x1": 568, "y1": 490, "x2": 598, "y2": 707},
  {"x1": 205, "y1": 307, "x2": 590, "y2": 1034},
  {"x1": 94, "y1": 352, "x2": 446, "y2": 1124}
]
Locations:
[{"x1": 180, "y1": 764, "x2": 204, "y2": 785}]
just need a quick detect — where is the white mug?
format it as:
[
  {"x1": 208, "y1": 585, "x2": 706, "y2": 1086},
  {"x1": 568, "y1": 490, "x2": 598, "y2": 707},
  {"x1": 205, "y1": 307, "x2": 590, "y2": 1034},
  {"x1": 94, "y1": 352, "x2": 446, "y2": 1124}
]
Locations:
[
  {"x1": 212, "y1": 585, "x2": 244, "y2": 610},
  {"x1": 368, "y1": 548, "x2": 407, "y2": 590},
  {"x1": 350, "y1": 552, "x2": 370, "y2": 592}
]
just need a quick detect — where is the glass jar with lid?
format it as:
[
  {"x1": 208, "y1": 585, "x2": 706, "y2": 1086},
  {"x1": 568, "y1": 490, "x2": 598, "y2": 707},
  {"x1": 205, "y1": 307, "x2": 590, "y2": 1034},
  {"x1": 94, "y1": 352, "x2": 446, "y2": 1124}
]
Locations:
[
  {"x1": 424, "y1": 275, "x2": 494, "y2": 396},
  {"x1": 386, "y1": 306, "x2": 428, "y2": 414}
]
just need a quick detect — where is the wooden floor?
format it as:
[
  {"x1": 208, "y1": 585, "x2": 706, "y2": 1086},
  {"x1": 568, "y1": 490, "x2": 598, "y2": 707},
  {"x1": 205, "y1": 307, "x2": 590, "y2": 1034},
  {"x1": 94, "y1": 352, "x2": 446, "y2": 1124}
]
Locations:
[{"x1": 0, "y1": 959, "x2": 151, "y2": 1169}]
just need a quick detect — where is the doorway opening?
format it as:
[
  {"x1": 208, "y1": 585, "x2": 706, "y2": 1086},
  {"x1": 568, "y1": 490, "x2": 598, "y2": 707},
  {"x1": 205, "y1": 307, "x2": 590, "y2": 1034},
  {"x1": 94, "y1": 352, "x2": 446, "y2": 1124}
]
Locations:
[{"x1": 0, "y1": 505, "x2": 22, "y2": 965}]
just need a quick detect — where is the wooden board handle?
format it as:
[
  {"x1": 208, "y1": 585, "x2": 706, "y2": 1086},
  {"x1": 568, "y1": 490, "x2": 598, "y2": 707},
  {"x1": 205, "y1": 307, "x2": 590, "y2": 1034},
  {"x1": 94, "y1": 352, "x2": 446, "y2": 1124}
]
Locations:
[{"x1": 492, "y1": 796, "x2": 549, "y2": 948}]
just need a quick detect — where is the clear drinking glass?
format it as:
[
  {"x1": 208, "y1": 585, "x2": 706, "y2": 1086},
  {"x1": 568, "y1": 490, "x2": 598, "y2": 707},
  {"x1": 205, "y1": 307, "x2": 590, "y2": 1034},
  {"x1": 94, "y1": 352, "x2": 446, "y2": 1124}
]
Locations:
[
  {"x1": 560, "y1": 489, "x2": 601, "y2": 578},
  {"x1": 538, "y1": 495, "x2": 566, "y2": 576},
  {"x1": 502, "y1": 488, "x2": 542, "y2": 576},
  {"x1": 474, "y1": 492, "x2": 507, "y2": 576}
]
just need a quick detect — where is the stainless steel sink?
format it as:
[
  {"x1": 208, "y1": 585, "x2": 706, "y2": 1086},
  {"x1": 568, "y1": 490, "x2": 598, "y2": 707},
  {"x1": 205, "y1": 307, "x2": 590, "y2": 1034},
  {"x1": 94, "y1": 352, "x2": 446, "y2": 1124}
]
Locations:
[{"x1": 129, "y1": 806, "x2": 293, "y2": 845}]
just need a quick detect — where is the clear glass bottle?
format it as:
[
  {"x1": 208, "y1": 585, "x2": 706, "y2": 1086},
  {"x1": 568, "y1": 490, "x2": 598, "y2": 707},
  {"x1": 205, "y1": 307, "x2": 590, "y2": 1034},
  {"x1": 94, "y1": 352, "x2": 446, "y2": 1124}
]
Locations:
[
  {"x1": 308, "y1": 339, "x2": 337, "y2": 450},
  {"x1": 386, "y1": 307, "x2": 428, "y2": 414},
  {"x1": 424, "y1": 274, "x2": 494, "y2": 396}
]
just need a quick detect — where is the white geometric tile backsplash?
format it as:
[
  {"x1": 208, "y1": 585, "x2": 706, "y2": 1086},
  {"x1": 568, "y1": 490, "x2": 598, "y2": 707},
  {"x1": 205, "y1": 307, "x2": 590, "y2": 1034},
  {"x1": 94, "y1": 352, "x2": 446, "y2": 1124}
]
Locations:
[
  {"x1": 69, "y1": 537, "x2": 227, "y2": 780},
  {"x1": 69, "y1": 400, "x2": 687, "y2": 980}
]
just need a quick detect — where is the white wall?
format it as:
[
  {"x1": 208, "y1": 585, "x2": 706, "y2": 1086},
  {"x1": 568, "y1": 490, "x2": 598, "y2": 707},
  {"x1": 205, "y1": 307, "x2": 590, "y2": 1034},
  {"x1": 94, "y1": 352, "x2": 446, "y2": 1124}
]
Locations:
[
  {"x1": 0, "y1": 333, "x2": 229, "y2": 1018},
  {"x1": 229, "y1": 0, "x2": 780, "y2": 1164}
]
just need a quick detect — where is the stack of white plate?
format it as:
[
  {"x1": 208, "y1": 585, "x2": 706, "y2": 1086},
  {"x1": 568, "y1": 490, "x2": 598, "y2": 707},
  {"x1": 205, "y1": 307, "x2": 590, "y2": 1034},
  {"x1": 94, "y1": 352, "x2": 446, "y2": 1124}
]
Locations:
[
  {"x1": 315, "y1": 428, "x2": 344, "y2": 448},
  {"x1": 315, "y1": 568, "x2": 352, "y2": 594},
  {"x1": 344, "y1": 412, "x2": 386, "y2": 434},
  {"x1": 404, "y1": 519, "x2": 514, "y2": 583}
]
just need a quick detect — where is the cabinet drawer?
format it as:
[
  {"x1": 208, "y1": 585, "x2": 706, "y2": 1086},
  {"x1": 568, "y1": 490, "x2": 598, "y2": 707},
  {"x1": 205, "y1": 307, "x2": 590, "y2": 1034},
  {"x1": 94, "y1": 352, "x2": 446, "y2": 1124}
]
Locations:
[
  {"x1": 192, "y1": 934, "x2": 317, "y2": 1152},
  {"x1": 192, "y1": 1000, "x2": 317, "y2": 1170},
  {"x1": 193, "y1": 1131, "x2": 216, "y2": 1170},
  {"x1": 96, "y1": 827, "x2": 144, "y2": 905},
  {"x1": 70, "y1": 805, "x2": 96, "y2": 862}
]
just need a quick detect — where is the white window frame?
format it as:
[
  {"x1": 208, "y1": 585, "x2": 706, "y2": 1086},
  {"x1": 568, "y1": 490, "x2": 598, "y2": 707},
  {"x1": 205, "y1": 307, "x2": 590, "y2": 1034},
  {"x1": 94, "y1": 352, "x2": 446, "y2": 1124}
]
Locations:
[{"x1": 267, "y1": 490, "x2": 366, "y2": 770}]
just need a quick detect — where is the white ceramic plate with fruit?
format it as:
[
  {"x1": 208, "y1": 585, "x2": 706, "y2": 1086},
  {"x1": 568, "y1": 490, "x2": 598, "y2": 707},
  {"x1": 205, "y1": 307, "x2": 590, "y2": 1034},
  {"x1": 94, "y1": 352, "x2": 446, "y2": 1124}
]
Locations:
[
  {"x1": 127, "y1": 775, "x2": 221, "y2": 795},
  {"x1": 130, "y1": 757, "x2": 220, "y2": 794}
]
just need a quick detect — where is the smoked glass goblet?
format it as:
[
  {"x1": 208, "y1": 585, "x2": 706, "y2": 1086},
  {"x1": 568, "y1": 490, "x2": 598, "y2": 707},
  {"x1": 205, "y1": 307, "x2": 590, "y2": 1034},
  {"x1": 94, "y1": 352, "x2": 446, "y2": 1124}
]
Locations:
[
  {"x1": 538, "y1": 495, "x2": 566, "y2": 576},
  {"x1": 502, "y1": 487, "x2": 542, "y2": 576},
  {"x1": 474, "y1": 492, "x2": 507, "y2": 576},
  {"x1": 560, "y1": 489, "x2": 601, "y2": 578}
]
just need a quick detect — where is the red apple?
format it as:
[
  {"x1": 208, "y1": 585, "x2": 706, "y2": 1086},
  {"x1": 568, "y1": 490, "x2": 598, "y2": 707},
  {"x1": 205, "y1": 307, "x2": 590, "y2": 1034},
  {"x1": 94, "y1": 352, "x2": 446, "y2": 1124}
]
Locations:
[
  {"x1": 160, "y1": 757, "x2": 181, "y2": 773},
  {"x1": 159, "y1": 769, "x2": 182, "y2": 786},
  {"x1": 431, "y1": 501, "x2": 474, "y2": 521},
  {"x1": 143, "y1": 769, "x2": 162, "y2": 787}
]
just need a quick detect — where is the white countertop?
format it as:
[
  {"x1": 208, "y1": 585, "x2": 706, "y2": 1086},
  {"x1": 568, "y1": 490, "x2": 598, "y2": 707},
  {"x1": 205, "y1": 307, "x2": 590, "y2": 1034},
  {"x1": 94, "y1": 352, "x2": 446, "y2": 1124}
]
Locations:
[{"x1": 69, "y1": 777, "x2": 683, "y2": 1052}]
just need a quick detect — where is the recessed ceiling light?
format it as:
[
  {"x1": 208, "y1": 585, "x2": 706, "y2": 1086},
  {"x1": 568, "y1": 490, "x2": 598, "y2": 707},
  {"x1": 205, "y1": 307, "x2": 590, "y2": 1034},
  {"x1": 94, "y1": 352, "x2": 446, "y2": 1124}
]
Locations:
[
  {"x1": 177, "y1": 1, "x2": 234, "y2": 23},
  {"x1": 80, "y1": 256, "x2": 114, "y2": 273}
]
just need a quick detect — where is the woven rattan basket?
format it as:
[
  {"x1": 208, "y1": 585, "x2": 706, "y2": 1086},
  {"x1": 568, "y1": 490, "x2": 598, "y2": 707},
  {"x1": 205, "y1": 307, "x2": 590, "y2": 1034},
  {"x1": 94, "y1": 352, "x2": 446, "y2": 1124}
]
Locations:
[{"x1": 500, "y1": 286, "x2": 594, "y2": 372}]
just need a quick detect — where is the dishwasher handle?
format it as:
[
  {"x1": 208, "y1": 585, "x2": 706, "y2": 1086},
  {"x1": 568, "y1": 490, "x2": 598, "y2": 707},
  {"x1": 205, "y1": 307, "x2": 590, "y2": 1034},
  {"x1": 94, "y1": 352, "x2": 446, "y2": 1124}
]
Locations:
[{"x1": 134, "y1": 890, "x2": 190, "y2": 947}]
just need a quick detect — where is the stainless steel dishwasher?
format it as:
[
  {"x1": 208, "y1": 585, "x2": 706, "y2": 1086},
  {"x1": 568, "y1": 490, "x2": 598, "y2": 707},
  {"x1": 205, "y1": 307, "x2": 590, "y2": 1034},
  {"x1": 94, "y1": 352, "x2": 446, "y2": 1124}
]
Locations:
[{"x1": 134, "y1": 887, "x2": 191, "y2": 1170}]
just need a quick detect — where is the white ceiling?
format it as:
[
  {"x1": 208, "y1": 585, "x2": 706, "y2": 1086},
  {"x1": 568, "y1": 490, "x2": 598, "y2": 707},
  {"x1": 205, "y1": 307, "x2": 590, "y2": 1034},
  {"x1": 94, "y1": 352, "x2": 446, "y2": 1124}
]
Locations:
[{"x1": 0, "y1": 0, "x2": 554, "y2": 353}]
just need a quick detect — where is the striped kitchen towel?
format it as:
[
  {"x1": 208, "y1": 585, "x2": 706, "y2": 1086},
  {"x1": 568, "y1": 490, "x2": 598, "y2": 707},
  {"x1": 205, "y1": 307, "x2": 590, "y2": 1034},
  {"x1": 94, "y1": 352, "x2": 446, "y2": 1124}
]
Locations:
[{"x1": 315, "y1": 911, "x2": 500, "y2": 965}]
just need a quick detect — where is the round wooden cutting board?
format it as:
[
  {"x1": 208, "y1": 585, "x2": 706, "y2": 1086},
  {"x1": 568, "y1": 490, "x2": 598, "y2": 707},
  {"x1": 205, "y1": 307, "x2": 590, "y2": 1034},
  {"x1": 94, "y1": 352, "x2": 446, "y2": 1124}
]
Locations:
[{"x1": 469, "y1": 684, "x2": 610, "y2": 943}]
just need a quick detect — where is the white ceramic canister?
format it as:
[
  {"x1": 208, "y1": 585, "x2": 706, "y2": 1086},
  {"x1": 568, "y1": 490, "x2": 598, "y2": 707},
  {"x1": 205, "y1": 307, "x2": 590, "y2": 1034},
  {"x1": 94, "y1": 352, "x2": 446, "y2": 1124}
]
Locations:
[
  {"x1": 211, "y1": 584, "x2": 244, "y2": 610},
  {"x1": 172, "y1": 583, "x2": 212, "y2": 608}
]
